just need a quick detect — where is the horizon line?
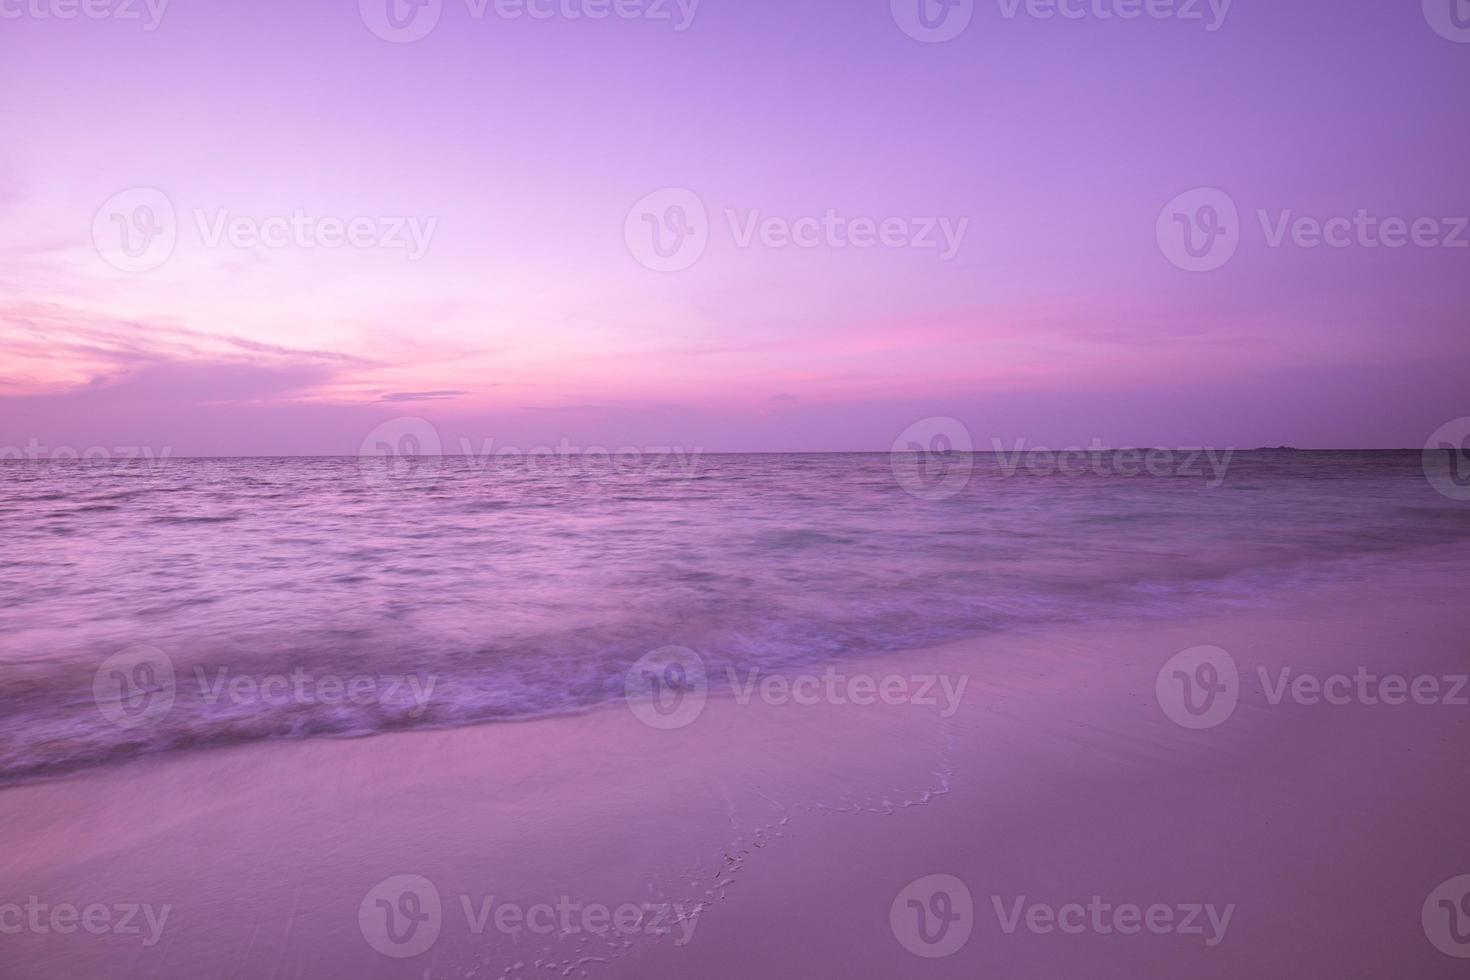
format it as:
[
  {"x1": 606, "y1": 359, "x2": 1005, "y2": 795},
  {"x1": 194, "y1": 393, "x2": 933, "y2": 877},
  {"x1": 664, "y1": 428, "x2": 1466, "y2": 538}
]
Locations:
[{"x1": 0, "y1": 448, "x2": 1433, "y2": 461}]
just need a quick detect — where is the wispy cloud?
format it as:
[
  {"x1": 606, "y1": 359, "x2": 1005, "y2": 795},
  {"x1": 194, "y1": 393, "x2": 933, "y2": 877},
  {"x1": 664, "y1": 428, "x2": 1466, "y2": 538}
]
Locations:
[
  {"x1": 0, "y1": 301, "x2": 365, "y2": 399},
  {"x1": 379, "y1": 390, "x2": 469, "y2": 402}
]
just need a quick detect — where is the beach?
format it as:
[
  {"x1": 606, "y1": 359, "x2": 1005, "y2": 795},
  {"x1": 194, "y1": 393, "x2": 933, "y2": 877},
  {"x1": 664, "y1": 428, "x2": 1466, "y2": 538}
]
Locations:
[
  {"x1": 7, "y1": 0, "x2": 1469, "y2": 973},
  {"x1": 4, "y1": 545, "x2": 1467, "y2": 979}
]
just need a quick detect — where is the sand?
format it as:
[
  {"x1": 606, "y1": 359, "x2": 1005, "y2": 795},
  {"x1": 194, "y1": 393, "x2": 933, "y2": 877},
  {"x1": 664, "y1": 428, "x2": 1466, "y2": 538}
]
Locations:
[{"x1": 2, "y1": 553, "x2": 1468, "y2": 979}]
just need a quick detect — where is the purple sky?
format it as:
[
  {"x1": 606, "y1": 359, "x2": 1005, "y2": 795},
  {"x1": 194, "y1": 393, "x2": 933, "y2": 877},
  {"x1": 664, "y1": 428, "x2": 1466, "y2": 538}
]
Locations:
[{"x1": 1, "y1": 0, "x2": 1467, "y2": 453}]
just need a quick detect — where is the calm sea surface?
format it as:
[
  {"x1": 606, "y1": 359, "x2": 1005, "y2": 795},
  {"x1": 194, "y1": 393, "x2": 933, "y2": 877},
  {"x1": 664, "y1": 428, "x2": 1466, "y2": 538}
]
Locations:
[{"x1": 2, "y1": 451, "x2": 1466, "y2": 781}]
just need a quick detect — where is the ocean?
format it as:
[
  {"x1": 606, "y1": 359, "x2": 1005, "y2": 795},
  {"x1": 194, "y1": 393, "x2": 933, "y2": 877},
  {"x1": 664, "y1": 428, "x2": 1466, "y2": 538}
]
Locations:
[{"x1": 2, "y1": 449, "x2": 1465, "y2": 782}]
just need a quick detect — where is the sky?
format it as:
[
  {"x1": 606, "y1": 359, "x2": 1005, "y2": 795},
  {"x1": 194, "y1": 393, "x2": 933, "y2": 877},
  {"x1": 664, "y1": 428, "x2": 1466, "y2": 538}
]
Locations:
[{"x1": 1, "y1": 0, "x2": 1467, "y2": 454}]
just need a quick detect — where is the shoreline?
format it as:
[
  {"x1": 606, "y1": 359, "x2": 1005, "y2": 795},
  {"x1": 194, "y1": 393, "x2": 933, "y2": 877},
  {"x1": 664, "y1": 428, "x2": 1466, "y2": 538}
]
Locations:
[
  {"x1": 7, "y1": 534, "x2": 1469, "y2": 793},
  {"x1": 2, "y1": 553, "x2": 1468, "y2": 978}
]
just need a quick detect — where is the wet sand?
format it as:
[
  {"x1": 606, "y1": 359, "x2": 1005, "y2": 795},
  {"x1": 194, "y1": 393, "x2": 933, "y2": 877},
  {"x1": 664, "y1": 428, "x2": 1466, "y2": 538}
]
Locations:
[{"x1": 2, "y1": 552, "x2": 1468, "y2": 979}]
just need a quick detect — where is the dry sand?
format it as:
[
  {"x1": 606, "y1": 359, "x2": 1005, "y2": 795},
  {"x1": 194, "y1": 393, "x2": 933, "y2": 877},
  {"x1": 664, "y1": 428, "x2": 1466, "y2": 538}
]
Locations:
[{"x1": 2, "y1": 552, "x2": 1468, "y2": 979}]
